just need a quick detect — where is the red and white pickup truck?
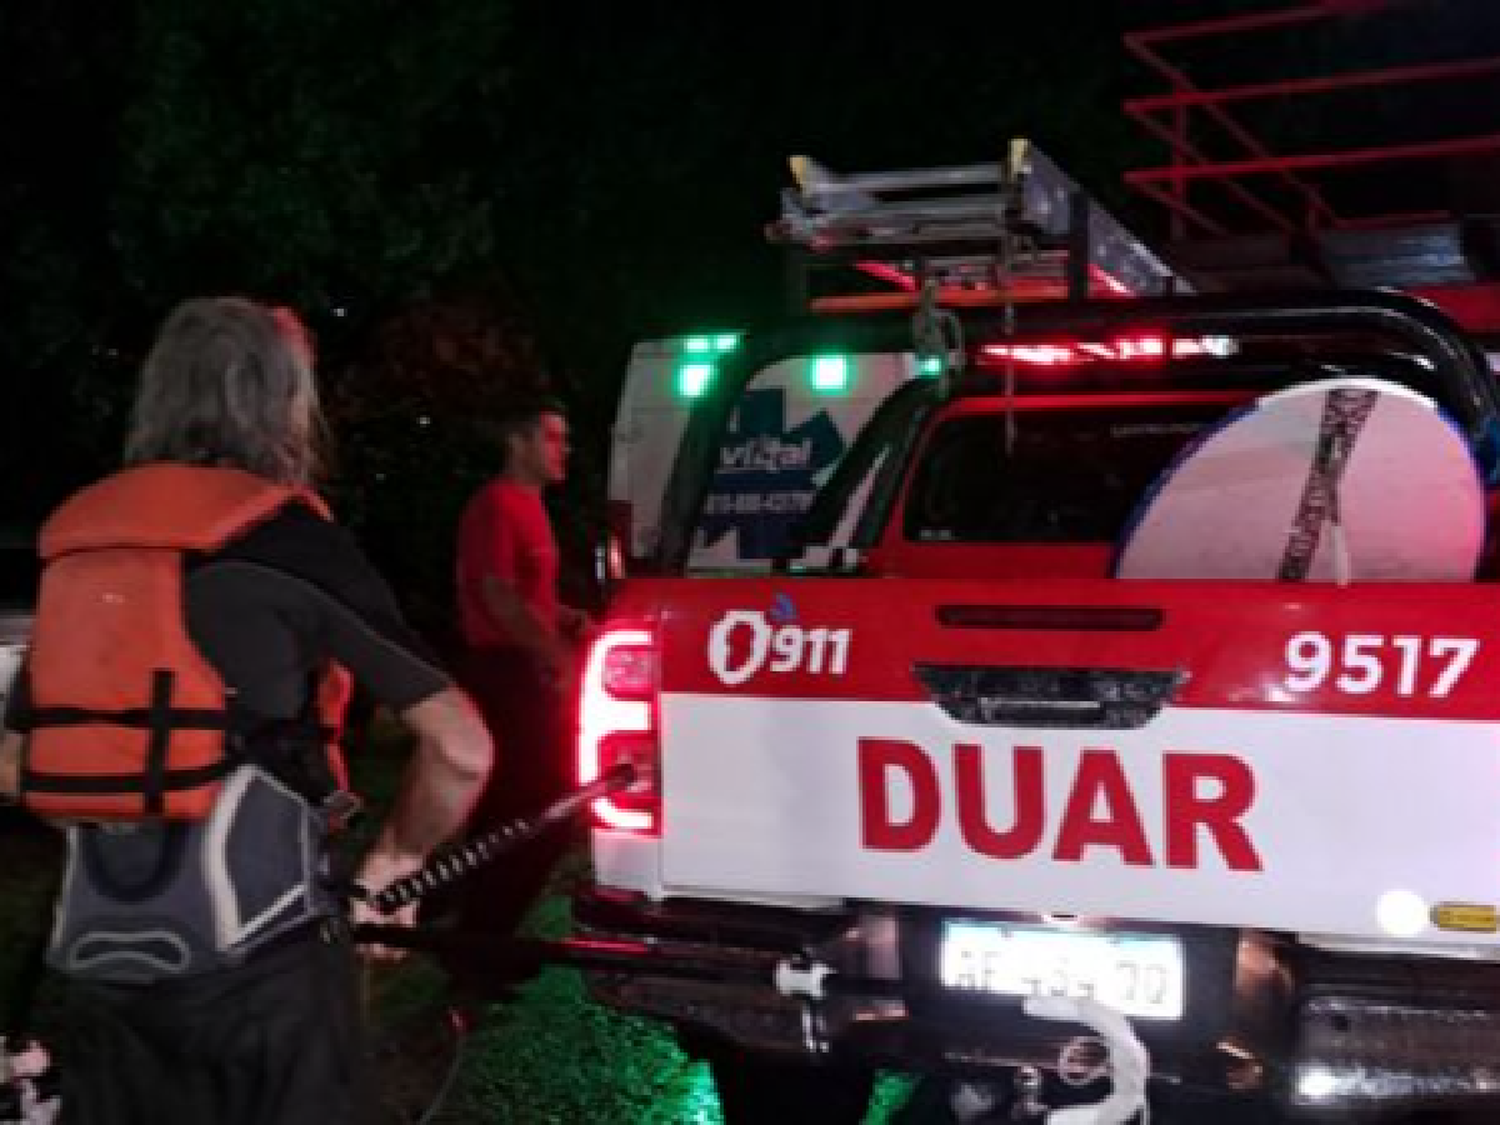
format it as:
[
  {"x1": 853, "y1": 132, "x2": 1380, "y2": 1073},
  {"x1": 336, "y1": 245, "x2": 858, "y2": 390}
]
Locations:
[{"x1": 572, "y1": 290, "x2": 1500, "y2": 1124}]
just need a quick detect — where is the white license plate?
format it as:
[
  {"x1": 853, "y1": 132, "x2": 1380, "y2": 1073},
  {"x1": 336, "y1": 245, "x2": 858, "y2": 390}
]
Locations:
[{"x1": 939, "y1": 919, "x2": 1185, "y2": 1021}]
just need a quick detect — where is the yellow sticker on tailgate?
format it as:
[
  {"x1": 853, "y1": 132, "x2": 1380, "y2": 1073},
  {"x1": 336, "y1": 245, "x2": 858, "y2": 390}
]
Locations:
[{"x1": 1431, "y1": 903, "x2": 1500, "y2": 933}]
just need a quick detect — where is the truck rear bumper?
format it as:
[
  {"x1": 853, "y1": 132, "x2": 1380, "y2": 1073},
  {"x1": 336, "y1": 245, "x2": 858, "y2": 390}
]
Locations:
[{"x1": 575, "y1": 887, "x2": 1500, "y2": 1119}]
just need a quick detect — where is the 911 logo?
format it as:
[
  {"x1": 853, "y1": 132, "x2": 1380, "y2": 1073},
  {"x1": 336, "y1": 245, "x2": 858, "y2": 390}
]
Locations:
[{"x1": 707, "y1": 595, "x2": 852, "y2": 686}]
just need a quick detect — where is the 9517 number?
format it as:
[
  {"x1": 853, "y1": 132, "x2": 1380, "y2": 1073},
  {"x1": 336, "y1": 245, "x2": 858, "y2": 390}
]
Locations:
[{"x1": 1283, "y1": 632, "x2": 1479, "y2": 698}]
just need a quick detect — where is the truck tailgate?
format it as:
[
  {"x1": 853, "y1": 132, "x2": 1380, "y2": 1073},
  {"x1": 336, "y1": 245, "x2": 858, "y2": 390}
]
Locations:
[{"x1": 654, "y1": 576, "x2": 1500, "y2": 945}]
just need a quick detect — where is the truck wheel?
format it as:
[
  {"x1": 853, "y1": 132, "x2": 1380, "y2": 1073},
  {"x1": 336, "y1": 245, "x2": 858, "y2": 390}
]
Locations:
[{"x1": 704, "y1": 1047, "x2": 874, "y2": 1124}]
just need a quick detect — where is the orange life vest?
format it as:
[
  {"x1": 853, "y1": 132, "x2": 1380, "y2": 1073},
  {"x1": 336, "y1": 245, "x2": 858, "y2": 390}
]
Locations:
[{"x1": 19, "y1": 464, "x2": 352, "y2": 822}]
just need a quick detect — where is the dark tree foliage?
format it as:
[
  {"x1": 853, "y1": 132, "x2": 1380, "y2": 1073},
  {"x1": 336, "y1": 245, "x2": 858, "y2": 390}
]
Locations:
[
  {"x1": 113, "y1": 0, "x2": 513, "y2": 313},
  {"x1": 325, "y1": 288, "x2": 564, "y2": 639},
  {"x1": 0, "y1": 0, "x2": 136, "y2": 520},
  {"x1": 0, "y1": 0, "x2": 537, "y2": 628},
  {"x1": 0, "y1": 0, "x2": 1194, "y2": 625}
]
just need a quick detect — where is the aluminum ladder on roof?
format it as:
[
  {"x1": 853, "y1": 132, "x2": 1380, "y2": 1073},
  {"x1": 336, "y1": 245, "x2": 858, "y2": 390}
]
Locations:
[{"x1": 767, "y1": 138, "x2": 1185, "y2": 310}]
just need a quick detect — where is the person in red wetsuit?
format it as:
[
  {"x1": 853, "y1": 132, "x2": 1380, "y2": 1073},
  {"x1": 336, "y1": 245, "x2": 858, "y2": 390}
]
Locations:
[{"x1": 447, "y1": 394, "x2": 591, "y2": 960}]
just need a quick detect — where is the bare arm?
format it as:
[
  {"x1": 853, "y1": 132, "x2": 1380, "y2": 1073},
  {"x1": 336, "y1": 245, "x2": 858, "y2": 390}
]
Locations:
[
  {"x1": 368, "y1": 687, "x2": 492, "y2": 862},
  {"x1": 352, "y1": 686, "x2": 493, "y2": 953}
]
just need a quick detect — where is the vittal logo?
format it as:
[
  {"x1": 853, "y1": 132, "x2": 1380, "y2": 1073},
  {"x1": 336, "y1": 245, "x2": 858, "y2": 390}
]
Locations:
[{"x1": 699, "y1": 387, "x2": 844, "y2": 559}]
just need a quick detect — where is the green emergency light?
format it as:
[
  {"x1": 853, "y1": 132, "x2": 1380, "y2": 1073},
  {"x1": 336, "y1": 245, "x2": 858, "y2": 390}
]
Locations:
[
  {"x1": 810, "y1": 354, "x2": 850, "y2": 393},
  {"x1": 684, "y1": 333, "x2": 741, "y2": 355},
  {"x1": 676, "y1": 362, "x2": 714, "y2": 399}
]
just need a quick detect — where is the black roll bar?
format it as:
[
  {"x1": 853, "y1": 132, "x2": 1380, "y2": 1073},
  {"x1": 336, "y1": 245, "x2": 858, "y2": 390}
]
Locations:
[{"x1": 652, "y1": 289, "x2": 1499, "y2": 572}]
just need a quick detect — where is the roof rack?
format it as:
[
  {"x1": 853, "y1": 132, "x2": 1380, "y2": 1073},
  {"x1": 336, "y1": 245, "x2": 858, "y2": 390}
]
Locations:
[
  {"x1": 766, "y1": 140, "x2": 1183, "y2": 314},
  {"x1": 1123, "y1": 1, "x2": 1500, "y2": 338}
]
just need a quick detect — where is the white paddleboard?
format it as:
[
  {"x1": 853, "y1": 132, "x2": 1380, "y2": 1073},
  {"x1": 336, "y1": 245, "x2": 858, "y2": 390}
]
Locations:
[{"x1": 1114, "y1": 377, "x2": 1485, "y2": 582}]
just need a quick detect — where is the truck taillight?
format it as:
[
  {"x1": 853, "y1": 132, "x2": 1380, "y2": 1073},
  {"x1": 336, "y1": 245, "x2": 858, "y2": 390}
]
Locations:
[{"x1": 578, "y1": 628, "x2": 659, "y2": 834}]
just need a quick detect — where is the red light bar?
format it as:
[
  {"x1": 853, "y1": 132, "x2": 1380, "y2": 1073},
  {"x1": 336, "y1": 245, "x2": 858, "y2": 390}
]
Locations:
[{"x1": 978, "y1": 336, "x2": 1233, "y2": 367}]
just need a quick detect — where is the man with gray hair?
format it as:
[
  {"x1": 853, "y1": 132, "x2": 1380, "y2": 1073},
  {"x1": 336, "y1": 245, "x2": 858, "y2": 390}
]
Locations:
[{"x1": 0, "y1": 296, "x2": 494, "y2": 1124}]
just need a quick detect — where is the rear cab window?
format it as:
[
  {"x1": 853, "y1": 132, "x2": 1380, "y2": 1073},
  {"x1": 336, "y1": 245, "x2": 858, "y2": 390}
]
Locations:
[{"x1": 898, "y1": 397, "x2": 1248, "y2": 545}]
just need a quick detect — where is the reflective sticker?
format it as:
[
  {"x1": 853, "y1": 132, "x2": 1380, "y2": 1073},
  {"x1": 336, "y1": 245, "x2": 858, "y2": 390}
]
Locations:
[{"x1": 1431, "y1": 902, "x2": 1499, "y2": 933}]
